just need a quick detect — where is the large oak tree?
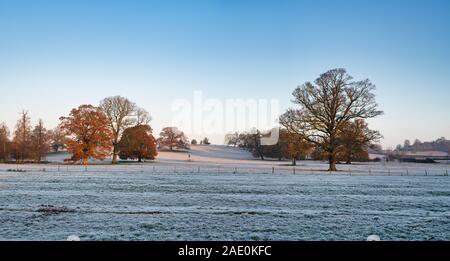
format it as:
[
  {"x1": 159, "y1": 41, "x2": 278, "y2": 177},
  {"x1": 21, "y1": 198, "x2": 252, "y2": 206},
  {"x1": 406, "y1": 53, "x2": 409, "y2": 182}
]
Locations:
[
  {"x1": 100, "y1": 96, "x2": 137, "y2": 164},
  {"x1": 118, "y1": 124, "x2": 157, "y2": 162},
  {"x1": 60, "y1": 105, "x2": 113, "y2": 165},
  {"x1": 280, "y1": 68, "x2": 383, "y2": 171}
]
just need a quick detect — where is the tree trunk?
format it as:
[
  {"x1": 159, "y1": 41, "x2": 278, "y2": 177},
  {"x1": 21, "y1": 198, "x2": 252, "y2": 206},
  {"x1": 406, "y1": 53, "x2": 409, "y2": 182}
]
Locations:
[
  {"x1": 138, "y1": 157, "x2": 142, "y2": 163},
  {"x1": 112, "y1": 143, "x2": 118, "y2": 164},
  {"x1": 328, "y1": 134, "x2": 338, "y2": 171},
  {"x1": 345, "y1": 152, "x2": 352, "y2": 164},
  {"x1": 292, "y1": 158, "x2": 297, "y2": 166},
  {"x1": 82, "y1": 157, "x2": 88, "y2": 166},
  {"x1": 258, "y1": 149, "x2": 264, "y2": 160},
  {"x1": 328, "y1": 153, "x2": 337, "y2": 171}
]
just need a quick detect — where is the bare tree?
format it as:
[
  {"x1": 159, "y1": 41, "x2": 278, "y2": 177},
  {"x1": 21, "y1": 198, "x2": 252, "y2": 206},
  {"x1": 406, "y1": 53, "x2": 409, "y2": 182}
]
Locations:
[
  {"x1": 280, "y1": 68, "x2": 383, "y2": 171},
  {"x1": 135, "y1": 107, "x2": 152, "y2": 126},
  {"x1": 250, "y1": 129, "x2": 264, "y2": 160},
  {"x1": 48, "y1": 126, "x2": 68, "y2": 152},
  {"x1": 225, "y1": 132, "x2": 240, "y2": 147},
  {"x1": 233, "y1": 129, "x2": 265, "y2": 160},
  {"x1": 100, "y1": 96, "x2": 137, "y2": 164}
]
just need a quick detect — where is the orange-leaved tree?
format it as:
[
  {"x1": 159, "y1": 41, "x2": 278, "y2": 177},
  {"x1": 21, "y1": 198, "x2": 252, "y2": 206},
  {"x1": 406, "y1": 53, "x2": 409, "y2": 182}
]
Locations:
[
  {"x1": 59, "y1": 105, "x2": 113, "y2": 165},
  {"x1": 337, "y1": 119, "x2": 382, "y2": 164},
  {"x1": 158, "y1": 127, "x2": 189, "y2": 151},
  {"x1": 118, "y1": 124, "x2": 157, "y2": 162}
]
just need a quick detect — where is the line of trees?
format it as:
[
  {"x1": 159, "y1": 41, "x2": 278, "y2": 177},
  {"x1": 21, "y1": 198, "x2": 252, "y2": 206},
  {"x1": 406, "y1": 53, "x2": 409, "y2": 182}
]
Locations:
[
  {"x1": 396, "y1": 137, "x2": 450, "y2": 153},
  {"x1": 1, "y1": 115, "x2": 75, "y2": 163},
  {"x1": 226, "y1": 68, "x2": 383, "y2": 170},
  {"x1": 226, "y1": 128, "x2": 312, "y2": 165},
  {"x1": 1, "y1": 68, "x2": 383, "y2": 170},
  {"x1": 0, "y1": 111, "x2": 53, "y2": 163},
  {"x1": 0, "y1": 95, "x2": 200, "y2": 164},
  {"x1": 225, "y1": 120, "x2": 380, "y2": 167},
  {"x1": 191, "y1": 137, "x2": 211, "y2": 146},
  {"x1": 0, "y1": 96, "x2": 191, "y2": 165}
]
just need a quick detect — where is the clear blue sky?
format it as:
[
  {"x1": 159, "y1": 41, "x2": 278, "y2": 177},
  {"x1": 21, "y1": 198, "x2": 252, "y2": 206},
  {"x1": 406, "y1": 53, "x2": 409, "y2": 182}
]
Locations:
[{"x1": 1, "y1": 0, "x2": 449, "y2": 148}]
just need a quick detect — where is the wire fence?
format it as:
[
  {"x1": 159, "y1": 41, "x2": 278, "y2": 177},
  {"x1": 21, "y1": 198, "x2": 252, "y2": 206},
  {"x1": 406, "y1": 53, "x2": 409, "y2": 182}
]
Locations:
[{"x1": 0, "y1": 163, "x2": 449, "y2": 177}]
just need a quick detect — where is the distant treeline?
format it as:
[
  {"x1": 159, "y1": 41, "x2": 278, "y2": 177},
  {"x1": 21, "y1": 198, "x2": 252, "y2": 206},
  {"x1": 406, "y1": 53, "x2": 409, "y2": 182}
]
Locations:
[
  {"x1": 396, "y1": 138, "x2": 450, "y2": 153},
  {"x1": 225, "y1": 121, "x2": 381, "y2": 166}
]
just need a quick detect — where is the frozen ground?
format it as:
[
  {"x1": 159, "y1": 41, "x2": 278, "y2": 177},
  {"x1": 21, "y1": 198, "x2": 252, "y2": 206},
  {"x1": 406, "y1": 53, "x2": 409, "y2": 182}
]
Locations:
[
  {"x1": 1, "y1": 169, "x2": 450, "y2": 241},
  {"x1": 0, "y1": 146, "x2": 449, "y2": 241}
]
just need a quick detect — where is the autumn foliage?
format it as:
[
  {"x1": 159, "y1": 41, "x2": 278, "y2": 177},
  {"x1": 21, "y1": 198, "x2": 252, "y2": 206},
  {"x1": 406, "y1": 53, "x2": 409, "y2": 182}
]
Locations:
[
  {"x1": 278, "y1": 129, "x2": 312, "y2": 166},
  {"x1": 158, "y1": 127, "x2": 189, "y2": 151},
  {"x1": 12, "y1": 111, "x2": 32, "y2": 162},
  {"x1": 336, "y1": 119, "x2": 381, "y2": 164},
  {"x1": 30, "y1": 119, "x2": 51, "y2": 163},
  {"x1": 59, "y1": 105, "x2": 113, "y2": 165},
  {"x1": 118, "y1": 125, "x2": 157, "y2": 162},
  {"x1": 0, "y1": 123, "x2": 10, "y2": 162}
]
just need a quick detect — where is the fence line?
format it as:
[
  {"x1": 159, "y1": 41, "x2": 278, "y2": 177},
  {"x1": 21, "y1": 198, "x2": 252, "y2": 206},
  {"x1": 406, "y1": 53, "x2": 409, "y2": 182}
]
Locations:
[{"x1": 0, "y1": 163, "x2": 449, "y2": 177}]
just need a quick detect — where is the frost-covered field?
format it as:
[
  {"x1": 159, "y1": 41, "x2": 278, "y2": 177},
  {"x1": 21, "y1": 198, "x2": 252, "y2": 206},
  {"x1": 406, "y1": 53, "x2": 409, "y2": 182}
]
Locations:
[{"x1": 1, "y1": 164, "x2": 450, "y2": 241}]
